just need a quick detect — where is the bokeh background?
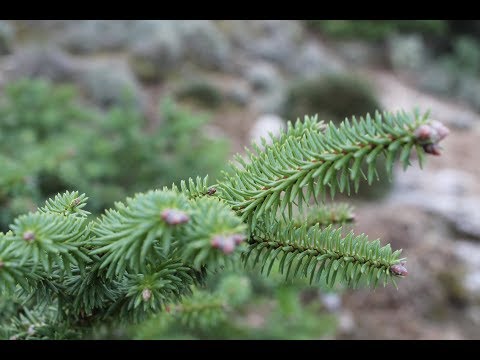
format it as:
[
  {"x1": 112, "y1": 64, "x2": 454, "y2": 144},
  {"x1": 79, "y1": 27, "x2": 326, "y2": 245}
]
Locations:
[{"x1": 0, "y1": 20, "x2": 479, "y2": 339}]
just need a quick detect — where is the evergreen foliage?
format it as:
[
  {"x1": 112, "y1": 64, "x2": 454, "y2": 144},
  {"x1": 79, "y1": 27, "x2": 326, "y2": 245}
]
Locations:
[
  {"x1": 0, "y1": 79, "x2": 227, "y2": 230},
  {"x1": 0, "y1": 105, "x2": 449, "y2": 339}
]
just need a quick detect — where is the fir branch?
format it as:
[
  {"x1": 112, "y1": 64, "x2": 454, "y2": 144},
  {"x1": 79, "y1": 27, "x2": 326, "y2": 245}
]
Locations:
[
  {"x1": 178, "y1": 197, "x2": 247, "y2": 270},
  {"x1": 2, "y1": 305, "x2": 79, "y2": 340},
  {"x1": 170, "y1": 290, "x2": 227, "y2": 330},
  {"x1": 39, "y1": 191, "x2": 90, "y2": 218},
  {"x1": 91, "y1": 190, "x2": 191, "y2": 278},
  {"x1": 104, "y1": 258, "x2": 199, "y2": 324},
  {"x1": 244, "y1": 222, "x2": 405, "y2": 288},
  {"x1": 0, "y1": 232, "x2": 38, "y2": 293},
  {"x1": 9, "y1": 212, "x2": 91, "y2": 275},
  {"x1": 0, "y1": 106, "x2": 451, "y2": 338},
  {"x1": 63, "y1": 260, "x2": 122, "y2": 317},
  {"x1": 167, "y1": 175, "x2": 217, "y2": 200},
  {"x1": 293, "y1": 203, "x2": 355, "y2": 228},
  {"x1": 218, "y1": 110, "x2": 442, "y2": 230}
]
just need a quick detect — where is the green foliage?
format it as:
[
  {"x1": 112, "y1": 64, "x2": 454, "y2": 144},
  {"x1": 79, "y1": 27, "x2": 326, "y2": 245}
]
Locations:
[
  {"x1": 39, "y1": 191, "x2": 90, "y2": 218},
  {"x1": 293, "y1": 203, "x2": 355, "y2": 228},
  {"x1": 0, "y1": 79, "x2": 228, "y2": 230},
  {"x1": 305, "y1": 20, "x2": 447, "y2": 41},
  {"x1": 283, "y1": 75, "x2": 381, "y2": 125},
  {"x1": 245, "y1": 222, "x2": 403, "y2": 288},
  {"x1": 130, "y1": 271, "x2": 337, "y2": 340},
  {"x1": 175, "y1": 80, "x2": 224, "y2": 109},
  {"x1": 179, "y1": 197, "x2": 247, "y2": 270},
  {"x1": 91, "y1": 190, "x2": 192, "y2": 277},
  {"x1": 219, "y1": 110, "x2": 430, "y2": 229},
  {"x1": 0, "y1": 105, "x2": 448, "y2": 339},
  {"x1": 0, "y1": 79, "x2": 84, "y2": 145}
]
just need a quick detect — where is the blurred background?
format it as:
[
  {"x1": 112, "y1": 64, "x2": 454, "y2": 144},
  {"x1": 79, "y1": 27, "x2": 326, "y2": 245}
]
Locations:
[{"x1": 0, "y1": 20, "x2": 479, "y2": 339}]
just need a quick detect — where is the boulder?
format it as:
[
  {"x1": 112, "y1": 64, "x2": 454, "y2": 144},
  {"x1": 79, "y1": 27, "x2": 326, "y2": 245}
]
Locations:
[
  {"x1": 391, "y1": 168, "x2": 480, "y2": 239},
  {"x1": 77, "y1": 63, "x2": 143, "y2": 109},
  {"x1": 129, "y1": 30, "x2": 183, "y2": 83},
  {"x1": 5, "y1": 45, "x2": 78, "y2": 83},
  {"x1": 0, "y1": 20, "x2": 14, "y2": 55},
  {"x1": 60, "y1": 20, "x2": 132, "y2": 54}
]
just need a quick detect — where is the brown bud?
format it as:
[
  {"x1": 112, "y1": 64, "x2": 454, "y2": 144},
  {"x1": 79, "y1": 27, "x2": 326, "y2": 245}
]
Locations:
[
  {"x1": 390, "y1": 263, "x2": 408, "y2": 276},
  {"x1": 27, "y1": 325, "x2": 35, "y2": 336},
  {"x1": 207, "y1": 187, "x2": 217, "y2": 196},
  {"x1": 142, "y1": 288, "x2": 152, "y2": 302},
  {"x1": 0, "y1": 261, "x2": 4, "y2": 269},
  {"x1": 423, "y1": 143, "x2": 441, "y2": 156},
  {"x1": 23, "y1": 231, "x2": 35, "y2": 242},
  {"x1": 430, "y1": 120, "x2": 450, "y2": 141},
  {"x1": 161, "y1": 209, "x2": 189, "y2": 225},
  {"x1": 221, "y1": 237, "x2": 236, "y2": 254},
  {"x1": 414, "y1": 124, "x2": 432, "y2": 140},
  {"x1": 211, "y1": 235, "x2": 224, "y2": 248},
  {"x1": 231, "y1": 234, "x2": 246, "y2": 245}
]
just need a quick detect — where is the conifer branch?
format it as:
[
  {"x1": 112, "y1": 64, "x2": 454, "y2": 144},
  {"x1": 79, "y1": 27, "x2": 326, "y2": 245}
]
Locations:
[
  {"x1": 169, "y1": 290, "x2": 227, "y2": 330},
  {"x1": 218, "y1": 110, "x2": 443, "y2": 231},
  {"x1": 244, "y1": 222, "x2": 405, "y2": 288},
  {"x1": 293, "y1": 203, "x2": 355, "y2": 228},
  {"x1": 0, "y1": 107, "x2": 450, "y2": 339}
]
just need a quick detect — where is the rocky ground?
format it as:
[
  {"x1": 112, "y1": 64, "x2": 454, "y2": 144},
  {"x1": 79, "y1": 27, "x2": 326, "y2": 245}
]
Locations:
[{"x1": 1, "y1": 20, "x2": 479, "y2": 339}]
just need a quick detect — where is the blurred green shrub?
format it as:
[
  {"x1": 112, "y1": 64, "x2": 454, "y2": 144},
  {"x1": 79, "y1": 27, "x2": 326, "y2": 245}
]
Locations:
[
  {"x1": 305, "y1": 20, "x2": 447, "y2": 41},
  {"x1": 127, "y1": 270, "x2": 338, "y2": 340},
  {"x1": 283, "y1": 74, "x2": 381, "y2": 124},
  {"x1": 175, "y1": 79, "x2": 224, "y2": 109},
  {"x1": 0, "y1": 79, "x2": 228, "y2": 230}
]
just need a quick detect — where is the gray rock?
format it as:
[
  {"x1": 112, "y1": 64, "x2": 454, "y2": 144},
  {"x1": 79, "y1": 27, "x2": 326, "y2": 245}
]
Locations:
[
  {"x1": 288, "y1": 41, "x2": 346, "y2": 78},
  {"x1": 5, "y1": 45, "x2": 78, "y2": 83},
  {"x1": 13, "y1": 20, "x2": 71, "y2": 32},
  {"x1": 129, "y1": 30, "x2": 183, "y2": 83},
  {"x1": 128, "y1": 20, "x2": 231, "y2": 80},
  {"x1": 225, "y1": 20, "x2": 304, "y2": 68},
  {"x1": 388, "y1": 34, "x2": 428, "y2": 72},
  {"x1": 417, "y1": 62, "x2": 458, "y2": 97},
  {"x1": 334, "y1": 40, "x2": 386, "y2": 67},
  {"x1": 246, "y1": 62, "x2": 282, "y2": 92},
  {"x1": 456, "y1": 75, "x2": 480, "y2": 112},
  {"x1": 253, "y1": 91, "x2": 287, "y2": 115},
  {"x1": 180, "y1": 20, "x2": 231, "y2": 71},
  {"x1": 245, "y1": 62, "x2": 287, "y2": 113},
  {"x1": 77, "y1": 63, "x2": 143, "y2": 109},
  {"x1": 60, "y1": 20, "x2": 133, "y2": 54},
  {"x1": 225, "y1": 83, "x2": 250, "y2": 106},
  {"x1": 0, "y1": 21, "x2": 14, "y2": 55},
  {"x1": 390, "y1": 168, "x2": 480, "y2": 239},
  {"x1": 446, "y1": 113, "x2": 476, "y2": 130},
  {"x1": 454, "y1": 241, "x2": 480, "y2": 301},
  {"x1": 126, "y1": 20, "x2": 177, "y2": 45}
]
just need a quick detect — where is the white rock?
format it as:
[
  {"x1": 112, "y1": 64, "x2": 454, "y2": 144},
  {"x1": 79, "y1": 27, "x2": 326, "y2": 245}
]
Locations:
[
  {"x1": 454, "y1": 241, "x2": 480, "y2": 299},
  {"x1": 338, "y1": 310, "x2": 355, "y2": 334},
  {"x1": 249, "y1": 114, "x2": 285, "y2": 147},
  {"x1": 320, "y1": 292, "x2": 342, "y2": 312},
  {"x1": 390, "y1": 168, "x2": 480, "y2": 238}
]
